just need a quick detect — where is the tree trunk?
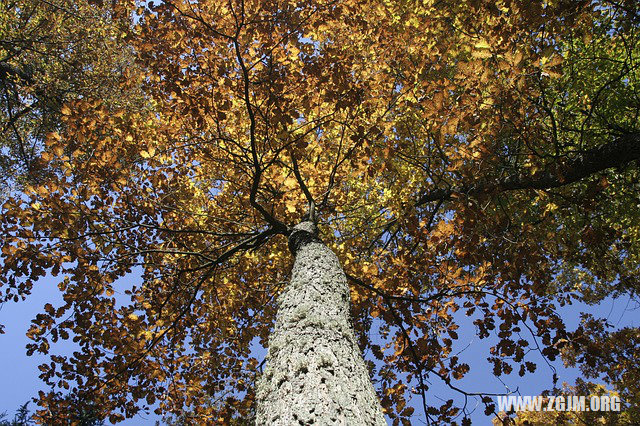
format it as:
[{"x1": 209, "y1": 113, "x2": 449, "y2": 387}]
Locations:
[{"x1": 255, "y1": 221, "x2": 386, "y2": 425}]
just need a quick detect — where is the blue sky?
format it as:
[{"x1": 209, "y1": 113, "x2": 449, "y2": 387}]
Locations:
[
  {"x1": 0, "y1": 274, "x2": 160, "y2": 425},
  {"x1": 1, "y1": 271, "x2": 637, "y2": 424}
]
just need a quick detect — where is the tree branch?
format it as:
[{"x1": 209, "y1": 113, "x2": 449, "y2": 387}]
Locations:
[
  {"x1": 233, "y1": 36, "x2": 288, "y2": 234},
  {"x1": 416, "y1": 132, "x2": 640, "y2": 205}
]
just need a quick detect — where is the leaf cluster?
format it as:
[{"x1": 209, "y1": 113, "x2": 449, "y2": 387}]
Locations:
[{"x1": 0, "y1": 0, "x2": 639, "y2": 424}]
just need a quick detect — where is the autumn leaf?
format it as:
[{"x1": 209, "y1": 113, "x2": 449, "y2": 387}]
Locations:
[{"x1": 1, "y1": 0, "x2": 639, "y2": 424}]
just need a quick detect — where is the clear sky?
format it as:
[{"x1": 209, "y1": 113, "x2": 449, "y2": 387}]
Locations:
[
  {"x1": 0, "y1": 274, "x2": 160, "y2": 425},
  {"x1": 1, "y1": 272, "x2": 636, "y2": 424}
]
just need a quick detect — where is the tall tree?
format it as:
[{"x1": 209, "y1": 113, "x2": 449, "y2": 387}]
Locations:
[
  {"x1": 255, "y1": 220, "x2": 386, "y2": 424},
  {"x1": 1, "y1": 0, "x2": 638, "y2": 424}
]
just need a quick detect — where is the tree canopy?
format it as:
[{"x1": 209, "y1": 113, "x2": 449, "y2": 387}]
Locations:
[
  {"x1": 0, "y1": 0, "x2": 143, "y2": 195},
  {"x1": 1, "y1": 0, "x2": 639, "y2": 424}
]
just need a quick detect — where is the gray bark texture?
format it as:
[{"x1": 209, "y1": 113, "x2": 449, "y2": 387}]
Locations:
[{"x1": 255, "y1": 221, "x2": 386, "y2": 425}]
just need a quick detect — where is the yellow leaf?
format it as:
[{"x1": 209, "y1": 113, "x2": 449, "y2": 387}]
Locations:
[
  {"x1": 128, "y1": 313, "x2": 139, "y2": 321},
  {"x1": 514, "y1": 51, "x2": 523, "y2": 65},
  {"x1": 283, "y1": 176, "x2": 297, "y2": 189},
  {"x1": 286, "y1": 203, "x2": 297, "y2": 213},
  {"x1": 61, "y1": 105, "x2": 71, "y2": 115},
  {"x1": 472, "y1": 50, "x2": 492, "y2": 59},
  {"x1": 47, "y1": 132, "x2": 62, "y2": 146},
  {"x1": 474, "y1": 39, "x2": 491, "y2": 49}
]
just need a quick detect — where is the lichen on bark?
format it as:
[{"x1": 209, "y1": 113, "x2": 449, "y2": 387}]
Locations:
[{"x1": 255, "y1": 221, "x2": 386, "y2": 425}]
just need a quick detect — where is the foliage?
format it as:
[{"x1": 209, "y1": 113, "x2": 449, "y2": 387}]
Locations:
[
  {"x1": 561, "y1": 318, "x2": 640, "y2": 422},
  {"x1": 527, "y1": 2, "x2": 640, "y2": 303},
  {"x1": 0, "y1": 400, "x2": 104, "y2": 426},
  {"x1": 0, "y1": 0, "x2": 143, "y2": 196},
  {"x1": 0, "y1": 0, "x2": 638, "y2": 424}
]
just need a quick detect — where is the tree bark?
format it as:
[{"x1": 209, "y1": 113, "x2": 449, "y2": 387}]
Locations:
[{"x1": 255, "y1": 221, "x2": 386, "y2": 425}]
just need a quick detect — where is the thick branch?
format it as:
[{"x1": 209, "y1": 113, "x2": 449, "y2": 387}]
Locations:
[
  {"x1": 417, "y1": 133, "x2": 640, "y2": 205},
  {"x1": 0, "y1": 62, "x2": 34, "y2": 84},
  {"x1": 95, "y1": 226, "x2": 279, "y2": 393},
  {"x1": 290, "y1": 150, "x2": 315, "y2": 208},
  {"x1": 233, "y1": 37, "x2": 288, "y2": 234}
]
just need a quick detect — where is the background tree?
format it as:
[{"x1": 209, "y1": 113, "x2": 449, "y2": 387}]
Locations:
[
  {"x1": 0, "y1": 399, "x2": 104, "y2": 426},
  {"x1": 0, "y1": 0, "x2": 639, "y2": 424},
  {"x1": 0, "y1": 0, "x2": 143, "y2": 196},
  {"x1": 0, "y1": 403, "x2": 32, "y2": 426}
]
